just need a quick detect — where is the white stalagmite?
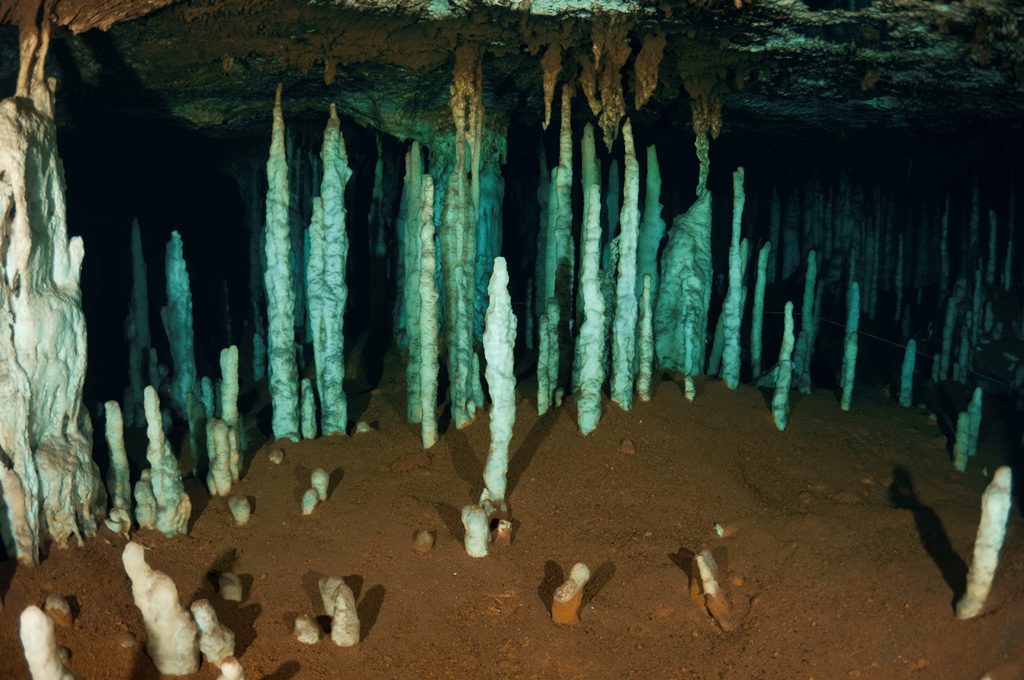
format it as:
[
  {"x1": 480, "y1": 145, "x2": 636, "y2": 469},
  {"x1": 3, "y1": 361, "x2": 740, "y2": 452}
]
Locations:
[
  {"x1": 461, "y1": 504, "x2": 489, "y2": 558},
  {"x1": 124, "y1": 218, "x2": 150, "y2": 427},
  {"x1": 772, "y1": 302, "x2": 795, "y2": 431},
  {"x1": 123, "y1": 542, "x2": 199, "y2": 675},
  {"x1": 404, "y1": 142, "x2": 425, "y2": 422},
  {"x1": 721, "y1": 167, "x2": 746, "y2": 390},
  {"x1": 143, "y1": 386, "x2": 190, "y2": 537},
  {"x1": 19, "y1": 605, "x2": 74, "y2": 680},
  {"x1": 264, "y1": 84, "x2": 300, "y2": 441},
  {"x1": 482, "y1": 257, "x2": 518, "y2": 504},
  {"x1": 160, "y1": 231, "x2": 197, "y2": 420},
  {"x1": 205, "y1": 419, "x2": 232, "y2": 497},
  {"x1": 956, "y1": 466, "x2": 1013, "y2": 620},
  {"x1": 104, "y1": 401, "x2": 132, "y2": 514},
  {"x1": 191, "y1": 599, "x2": 235, "y2": 667},
  {"x1": 611, "y1": 119, "x2": 640, "y2": 410},
  {"x1": 577, "y1": 184, "x2": 606, "y2": 434},
  {"x1": 418, "y1": 176, "x2": 441, "y2": 449},
  {"x1": 217, "y1": 658, "x2": 245, "y2": 680},
  {"x1": 310, "y1": 104, "x2": 351, "y2": 436},
  {"x1": 320, "y1": 578, "x2": 360, "y2": 646},
  {"x1": 0, "y1": 24, "x2": 105, "y2": 562},
  {"x1": 751, "y1": 242, "x2": 771, "y2": 378}
]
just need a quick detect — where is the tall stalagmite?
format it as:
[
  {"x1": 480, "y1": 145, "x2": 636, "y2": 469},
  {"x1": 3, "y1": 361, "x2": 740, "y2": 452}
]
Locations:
[
  {"x1": 264, "y1": 84, "x2": 300, "y2": 441},
  {"x1": 611, "y1": 119, "x2": 640, "y2": 410},
  {"x1": 0, "y1": 20, "x2": 104, "y2": 563},
  {"x1": 160, "y1": 231, "x2": 197, "y2": 420},
  {"x1": 124, "y1": 218, "x2": 150, "y2": 427}
]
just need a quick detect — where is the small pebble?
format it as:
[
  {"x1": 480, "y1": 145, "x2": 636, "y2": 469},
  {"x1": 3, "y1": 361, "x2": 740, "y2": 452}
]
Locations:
[
  {"x1": 44, "y1": 594, "x2": 72, "y2": 628},
  {"x1": 619, "y1": 439, "x2": 637, "y2": 456},
  {"x1": 115, "y1": 631, "x2": 138, "y2": 649},
  {"x1": 228, "y1": 496, "x2": 251, "y2": 527},
  {"x1": 294, "y1": 615, "x2": 320, "y2": 644},
  {"x1": 58, "y1": 646, "x2": 70, "y2": 663},
  {"x1": 269, "y1": 449, "x2": 285, "y2": 464},
  {"x1": 355, "y1": 421, "x2": 371, "y2": 434},
  {"x1": 218, "y1": 572, "x2": 243, "y2": 602},
  {"x1": 413, "y1": 530, "x2": 435, "y2": 554}
]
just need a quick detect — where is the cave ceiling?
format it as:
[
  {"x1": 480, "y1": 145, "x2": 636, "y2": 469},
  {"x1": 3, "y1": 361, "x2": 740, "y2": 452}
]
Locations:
[{"x1": 0, "y1": 0, "x2": 1022, "y2": 145}]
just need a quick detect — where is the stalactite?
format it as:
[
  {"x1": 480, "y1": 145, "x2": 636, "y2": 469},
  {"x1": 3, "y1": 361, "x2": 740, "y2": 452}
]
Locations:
[
  {"x1": 633, "y1": 33, "x2": 666, "y2": 110},
  {"x1": 585, "y1": 18, "x2": 631, "y2": 149},
  {"x1": 418, "y1": 176, "x2": 440, "y2": 449},
  {"x1": 611, "y1": 119, "x2": 640, "y2": 410},
  {"x1": 540, "y1": 43, "x2": 561, "y2": 131},
  {"x1": 124, "y1": 219, "x2": 150, "y2": 427},
  {"x1": 751, "y1": 242, "x2": 771, "y2": 379},
  {"x1": 263, "y1": 84, "x2": 300, "y2": 441},
  {"x1": 722, "y1": 167, "x2": 746, "y2": 390},
  {"x1": 578, "y1": 184, "x2": 606, "y2": 435}
]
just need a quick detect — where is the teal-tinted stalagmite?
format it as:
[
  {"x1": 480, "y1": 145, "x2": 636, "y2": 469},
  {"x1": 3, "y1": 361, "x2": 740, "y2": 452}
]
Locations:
[
  {"x1": 577, "y1": 184, "x2": 606, "y2": 434},
  {"x1": 572, "y1": 124, "x2": 599, "y2": 392},
  {"x1": 899, "y1": 339, "x2": 916, "y2": 407},
  {"x1": 792, "y1": 250, "x2": 817, "y2": 393},
  {"x1": 637, "y1": 145, "x2": 665, "y2": 298},
  {"x1": 721, "y1": 167, "x2": 746, "y2": 390},
  {"x1": 403, "y1": 142, "x2": 424, "y2": 423},
  {"x1": 772, "y1": 302, "x2": 795, "y2": 431},
  {"x1": 612, "y1": 119, "x2": 640, "y2": 410},
  {"x1": 481, "y1": 257, "x2": 517, "y2": 504},
  {"x1": 967, "y1": 387, "x2": 983, "y2": 458},
  {"x1": 544, "y1": 85, "x2": 574, "y2": 394},
  {"x1": 840, "y1": 281, "x2": 861, "y2": 412},
  {"x1": 143, "y1": 386, "x2": 190, "y2": 537},
  {"x1": 313, "y1": 104, "x2": 351, "y2": 436},
  {"x1": 418, "y1": 176, "x2": 440, "y2": 449},
  {"x1": 160, "y1": 231, "x2": 197, "y2": 421},
  {"x1": 263, "y1": 84, "x2": 300, "y2": 441},
  {"x1": 751, "y1": 241, "x2": 771, "y2": 378},
  {"x1": 637, "y1": 274, "x2": 654, "y2": 402}
]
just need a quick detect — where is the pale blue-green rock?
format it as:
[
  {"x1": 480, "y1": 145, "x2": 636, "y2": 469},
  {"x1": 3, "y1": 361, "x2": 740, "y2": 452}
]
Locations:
[
  {"x1": 899, "y1": 339, "x2": 916, "y2": 407},
  {"x1": 840, "y1": 282, "x2": 860, "y2": 412},
  {"x1": 461, "y1": 504, "x2": 489, "y2": 558},
  {"x1": 263, "y1": 85, "x2": 300, "y2": 441},
  {"x1": 481, "y1": 257, "x2": 517, "y2": 503},
  {"x1": 967, "y1": 387, "x2": 983, "y2": 458},
  {"x1": 772, "y1": 301, "x2": 795, "y2": 431},
  {"x1": 205, "y1": 418, "x2": 232, "y2": 497},
  {"x1": 953, "y1": 410, "x2": 971, "y2": 472},
  {"x1": 637, "y1": 274, "x2": 654, "y2": 403},
  {"x1": 721, "y1": 167, "x2": 746, "y2": 390},
  {"x1": 403, "y1": 142, "x2": 424, "y2": 423},
  {"x1": 143, "y1": 386, "x2": 190, "y2": 537},
  {"x1": 637, "y1": 145, "x2": 665, "y2": 298},
  {"x1": 310, "y1": 104, "x2": 351, "y2": 436},
  {"x1": 124, "y1": 218, "x2": 150, "y2": 427},
  {"x1": 955, "y1": 466, "x2": 1013, "y2": 619},
  {"x1": 160, "y1": 231, "x2": 197, "y2": 420},
  {"x1": 577, "y1": 184, "x2": 606, "y2": 434},
  {"x1": 219, "y1": 345, "x2": 241, "y2": 476},
  {"x1": 605, "y1": 159, "x2": 620, "y2": 267},
  {"x1": 751, "y1": 242, "x2": 771, "y2": 378},
  {"x1": 419, "y1": 176, "x2": 441, "y2": 449},
  {"x1": 611, "y1": 119, "x2": 640, "y2": 410},
  {"x1": 533, "y1": 145, "x2": 549, "y2": 350},
  {"x1": 252, "y1": 333, "x2": 266, "y2": 382},
  {"x1": 537, "y1": 298, "x2": 560, "y2": 415},
  {"x1": 134, "y1": 470, "x2": 156, "y2": 530},
  {"x1": 104, "y1": 401, "x2": 132, "y2": 514},
  {"x1": 572, "y1": 124, "x2": 599, "y2": 393},
  {"x1": 200, "y1": 377, "x2": 215, "y2": 418},
  {"x1": 474, "y1": 155, "x2": 505, "y2": 341},
  {"x1": 301, "y1": 488, "x2": 319, "y2": 515},
  {"x1": 301, "y1": 378, "x2": 317, "y2": 440},
  {"x1": 792, "y1": 250, "x2": 817, "y2": 392}
]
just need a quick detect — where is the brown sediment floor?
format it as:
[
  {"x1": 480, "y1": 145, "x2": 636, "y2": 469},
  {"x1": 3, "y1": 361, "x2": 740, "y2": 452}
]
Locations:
[{"x1": 0, "y1": 370, "x2": 1021, "y2": 679}]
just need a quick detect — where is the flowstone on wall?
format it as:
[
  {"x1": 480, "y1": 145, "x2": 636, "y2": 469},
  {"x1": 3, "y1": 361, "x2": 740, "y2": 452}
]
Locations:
[{"x1": 0, "y1": 20, "x2": 104, "y2": 564}]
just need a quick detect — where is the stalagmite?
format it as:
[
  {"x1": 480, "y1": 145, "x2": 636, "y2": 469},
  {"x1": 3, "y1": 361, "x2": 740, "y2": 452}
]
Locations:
[
  {"x1": 612, "y1": 119, "x2": 641, "y2": 409},
  {"x1": 768, "y1": 188, "x2": 781, "y2": 282},
  {"x1": 134, "y1": 470, "x2": 156, "y2": 530},
  {"x1": 967, "y1": 387, "x2": 983, "y2": 458},
  {"x1": 19, "y1": 605, "x2": 74, "y2": 680},
  {"x1": 123, "y1": 542, "x2": 199, "y2": 675},
  {"x1": 200, "y1": 377, "x2": 215, "y2": 419},
  {"x1": 218, "y1": 346, "x2": 241, "y2": 479},
  {"x1": 124, "y1": 218, "x2": 150, "y2": 427},
  {"x1": 143, "y1": 386, "x2": 190, "y2": 537},
  {"x1": 578, "y1": 184, "x2": 607, "y2": 433},
  {"x1": 160, "y1": 231, "x2": 197, "y2": 420},
  {"x1": 481, "y1": 258, "x2": 517, "y2": 504},
  {"x1": 418, "y1": 176, "x2": 440, "y2": 449},
  {"x1": 722, "y1": 167, "x2": 746, "y2": 390},
  {"x1": 104, "y1": 401, "x2": 132, "y2": 514},
  {"x1": 956, "y1": 467, "x2": 1013, "y2": 620},
  {"x1": 191, "y1": 599, "x2": 235, "y2": 668},
  {"x1": 637, "y1": 145, "x2": 665, "y2": 297},
  {"x1": 840, "y1": 283, "x2": 861, "y2": 412},
  {"x1": 309, "y1": 104, "x2": 350, "y2": 436},
  {"x1": 792, "y1": 251, "x2": 818, "y2": 393},
  {"x1": 300, "y1": 378, "x2": 317, "y2": 440},
  {"x1": 572, "y1": 123, "x2": 599, "y2": 393},
  {"x1": 543, "y1": 85, "x2": 574, "y2": 396},
  {"x1": 475, "y1": 153, "x2": 506, "y2": 341},
  {"x1": 461, "y1": 504, "x2": 489, "y2": 558},
  {"x1": 751, "y1": 242, "x2": 771, "y2": 378},
  {"x1": 264, "y1": 84, "x2": 300, "y2": 442},
  {"x1": 217, "y1": 658, "x2": 245, "y2": 680},
  {"x1": 637, "y1": 275, "x2": 654, "y2": 402},
  {"x1": 0, "y1": 25, "x2": 105, "y2": 562},
  {"x1": 899, "y1": 339, "x2": 916, "y2": 407},
  {"x1": 205, "y1": 419, "x2": 232, "y2": 497},
  {"x1": 772, "y1": 302, "x2": 795, "y2": 431},
  {"x1": 403, "y1": 142, "x2": 424, "y2": 423},
  {"x1": 320, "y1": 578, "x2": 360, "y2": 647},
  {"x1": 551, "y1": 563, "x2": 591, "y2": 625}
]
